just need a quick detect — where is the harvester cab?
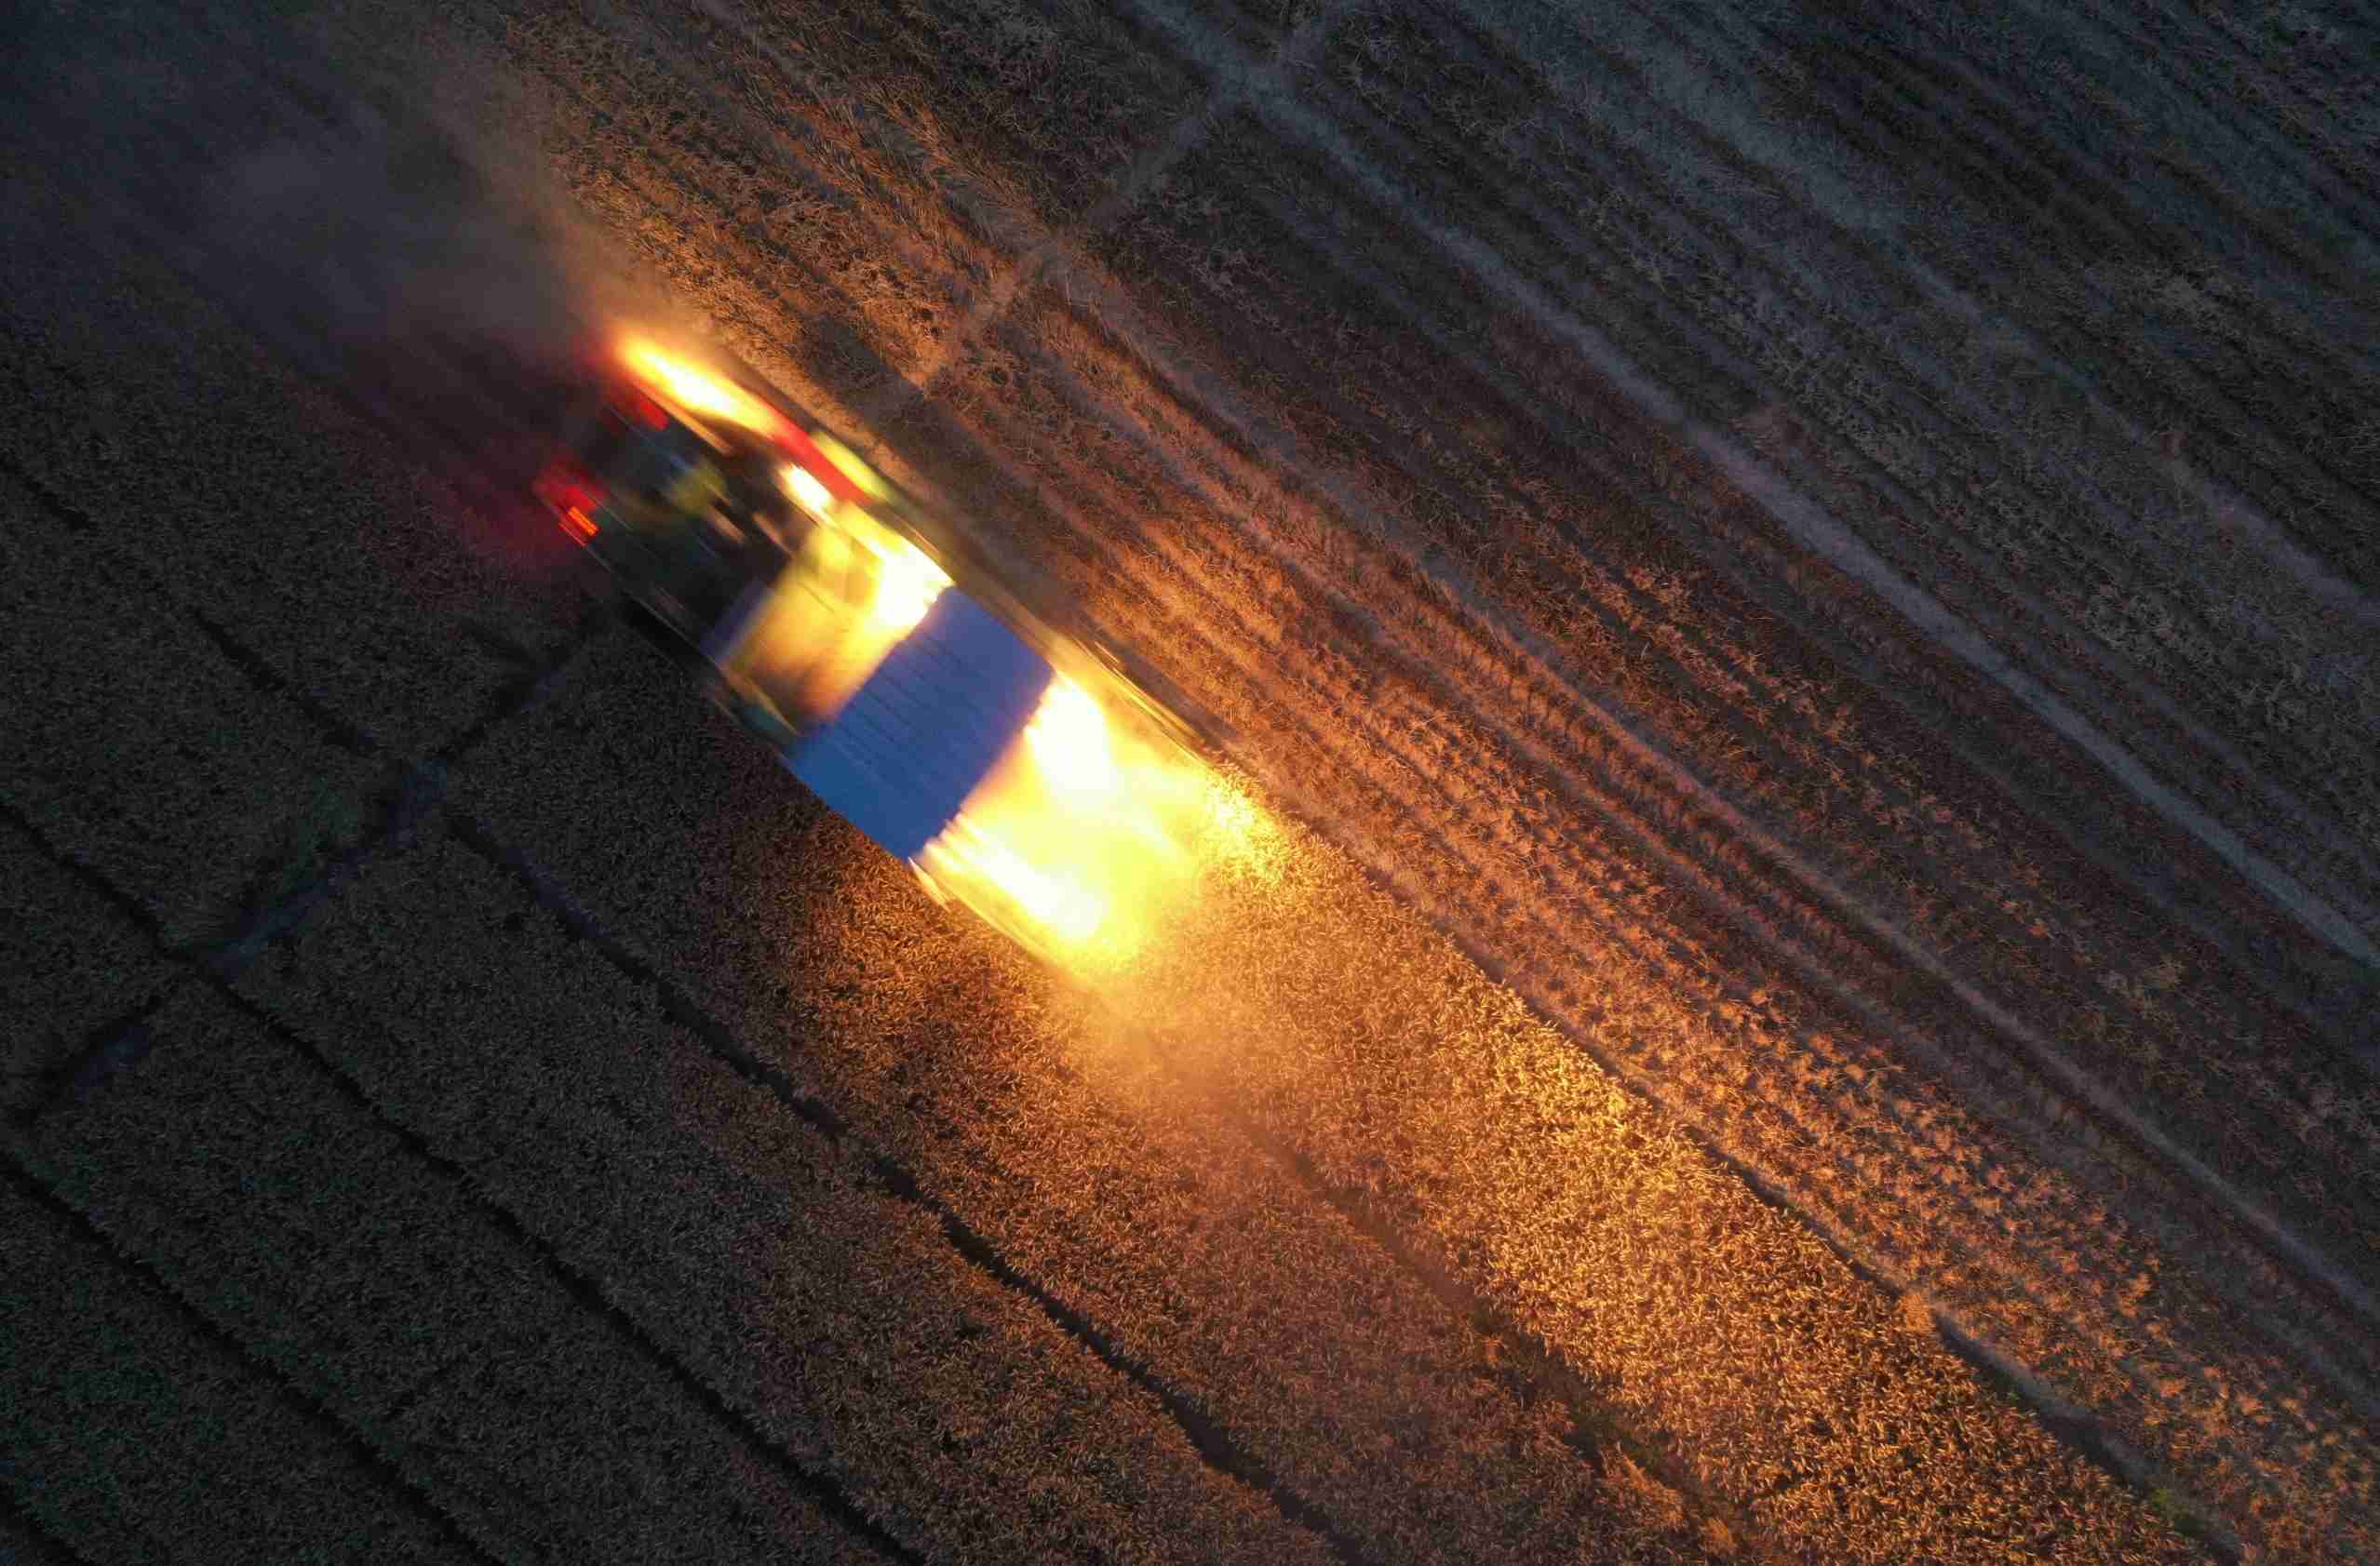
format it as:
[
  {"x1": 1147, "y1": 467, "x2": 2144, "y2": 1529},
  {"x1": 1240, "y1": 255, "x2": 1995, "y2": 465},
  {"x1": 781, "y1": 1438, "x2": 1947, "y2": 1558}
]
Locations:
[{"x1": 536, "y1": 377, "x2": 805, "y2": 651}]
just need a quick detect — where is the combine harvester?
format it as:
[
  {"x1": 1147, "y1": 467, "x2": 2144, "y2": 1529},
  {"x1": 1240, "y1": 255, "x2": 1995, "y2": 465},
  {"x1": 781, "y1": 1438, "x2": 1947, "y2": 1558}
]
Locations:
[{"x1": 532, "y1": 332, "x2": 1224, "y2": 970}]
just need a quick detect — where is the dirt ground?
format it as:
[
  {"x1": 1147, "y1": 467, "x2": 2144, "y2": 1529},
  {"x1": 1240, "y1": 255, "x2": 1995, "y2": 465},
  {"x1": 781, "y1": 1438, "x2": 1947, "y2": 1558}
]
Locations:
[{"x1": 5, "y1": 1, "x2": 2375, "y2": 1563}]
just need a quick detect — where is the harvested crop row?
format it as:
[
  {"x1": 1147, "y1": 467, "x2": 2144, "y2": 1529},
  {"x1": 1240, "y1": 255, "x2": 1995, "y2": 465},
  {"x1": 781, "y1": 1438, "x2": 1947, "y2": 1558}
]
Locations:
[
  {"x1": 1064, "y1": 103, "x2": 2380, "y2": 1283},
  {"x1": 899, "y1": 303, "x2": 2379, "y2": 1563},
  {"x1": 437, "y1": 640, "x2": 1721, "y2": 1565},
  {"x1": 18, "y1": 983, "x2": 893, "y2": 1566},
  {"x1": 1360, "y1": 1, "x2": 2380, "y2": 932},
  {"x1": 238, "y1": 810, "x2": 1348, "y2": 1566},
  {"x1": 1533, "y1": 0, "x2": 2380, "y2": 905},
  {"x1": 1722, "y1": 0, "x2": 2380, "y2": 594},
  {"x1": 0, "y1": 1152, "x2": 477, "y2": 1564}
]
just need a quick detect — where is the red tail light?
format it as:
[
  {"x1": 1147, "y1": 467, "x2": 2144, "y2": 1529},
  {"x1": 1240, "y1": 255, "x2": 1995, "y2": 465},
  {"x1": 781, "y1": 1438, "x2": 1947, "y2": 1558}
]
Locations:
[
  {"x1": 533, "y1": 459, "x2": 608, "y2": 544},
  {"x1": 605, "y1": 382, "x2": 671, "y2": 430}
]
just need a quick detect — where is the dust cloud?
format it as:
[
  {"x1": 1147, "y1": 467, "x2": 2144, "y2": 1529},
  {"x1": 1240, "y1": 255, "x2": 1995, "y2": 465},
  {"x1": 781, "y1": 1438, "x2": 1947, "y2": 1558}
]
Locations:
[{"x1": 2, "y1": 4, "x2": 693, "y2": 415}]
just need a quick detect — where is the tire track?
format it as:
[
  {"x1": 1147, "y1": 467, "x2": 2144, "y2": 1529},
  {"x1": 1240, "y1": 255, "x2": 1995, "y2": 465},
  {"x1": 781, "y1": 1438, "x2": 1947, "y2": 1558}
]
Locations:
[
  {"x1": 1110, "y1": 0, "x2": 2377, "y2": 973},
  {"x1": 1731, "y1": 0, "x2": 2380, "y2": 584},
  {"x1": 1409, "y1": 5, "x2": 2380, "y2": 915}
]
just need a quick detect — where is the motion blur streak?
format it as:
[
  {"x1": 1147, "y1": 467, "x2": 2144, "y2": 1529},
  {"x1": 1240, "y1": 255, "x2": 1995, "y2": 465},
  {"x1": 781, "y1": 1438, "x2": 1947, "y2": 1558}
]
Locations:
[
  {"x1": 919, "y1": 680, "x2": 1275, "y2": 975},
  {"x1": 616, "y1": 335, "x2": 787, "y2": 440}
]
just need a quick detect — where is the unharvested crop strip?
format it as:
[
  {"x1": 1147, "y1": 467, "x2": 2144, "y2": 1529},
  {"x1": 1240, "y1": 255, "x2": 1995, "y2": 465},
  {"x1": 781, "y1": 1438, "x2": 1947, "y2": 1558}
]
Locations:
[
  {"x1": 190, "y1": 980, "x2": 925, "y2": 1566},
  {"x1": 494, "y1": 29, "x2": 961, "y2": 398},
  {"x1": 2134, "y1": 0, "x2": 2380, "y2": 207},
  {"x1": 0, "y1": 1153, "x2": 505, "y2": 1566},
  {"x1": 437, "y1": 807, "x2": 1381, "y2": 1566},
  {"x1": 1647, "y1": 0, "x2": 2380, "y2": 649}
]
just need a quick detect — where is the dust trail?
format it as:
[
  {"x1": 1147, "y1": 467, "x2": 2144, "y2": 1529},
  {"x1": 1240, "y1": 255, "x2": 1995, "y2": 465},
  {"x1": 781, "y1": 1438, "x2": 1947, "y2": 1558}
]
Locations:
[{"x1": 0, "y1": 4, "x2": 690, "y2": 429}]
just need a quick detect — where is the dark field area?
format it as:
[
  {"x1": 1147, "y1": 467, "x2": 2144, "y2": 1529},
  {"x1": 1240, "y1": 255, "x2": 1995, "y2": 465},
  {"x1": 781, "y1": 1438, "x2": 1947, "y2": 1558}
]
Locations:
[{"x1": 6, "y1": 1, "x2": 2376, "y2": 1562}]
